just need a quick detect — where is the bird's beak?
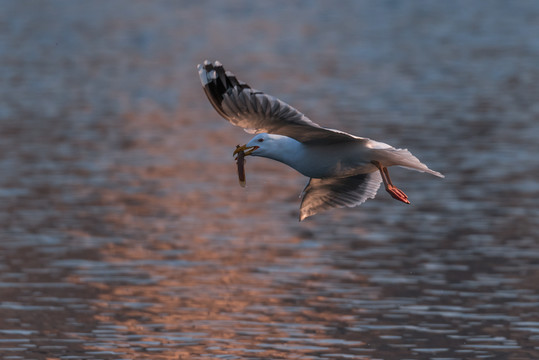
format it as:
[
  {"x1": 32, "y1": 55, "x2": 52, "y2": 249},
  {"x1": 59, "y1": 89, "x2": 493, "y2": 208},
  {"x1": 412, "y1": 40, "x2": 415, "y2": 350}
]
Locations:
[{"x1": 233, "y1": 144, "x2": 259, "y2": 158}]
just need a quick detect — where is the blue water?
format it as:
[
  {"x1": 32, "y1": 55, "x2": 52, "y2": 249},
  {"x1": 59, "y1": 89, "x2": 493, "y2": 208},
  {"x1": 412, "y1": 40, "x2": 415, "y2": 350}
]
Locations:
[{"x1": 0, "y1": 1, "x2": 538, "y2": 359}]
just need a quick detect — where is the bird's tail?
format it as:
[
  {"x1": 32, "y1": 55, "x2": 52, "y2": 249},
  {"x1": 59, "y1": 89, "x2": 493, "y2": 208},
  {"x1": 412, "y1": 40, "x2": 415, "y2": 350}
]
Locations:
[{"x1": 375, "y1": 147, "x2": 444, "y2": 178}]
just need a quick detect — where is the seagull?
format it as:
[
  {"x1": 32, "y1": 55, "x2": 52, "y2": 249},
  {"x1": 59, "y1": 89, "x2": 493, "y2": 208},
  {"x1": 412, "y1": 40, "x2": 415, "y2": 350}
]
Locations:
[{"x1": 198, "y1": 60, "x2": 444, "y2": 221}]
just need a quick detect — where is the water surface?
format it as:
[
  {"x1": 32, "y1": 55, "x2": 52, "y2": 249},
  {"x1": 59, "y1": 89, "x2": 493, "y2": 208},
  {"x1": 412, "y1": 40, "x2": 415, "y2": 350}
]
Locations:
[{"x1": 1, "y1": 1, "x2": 538, "y2": 359}]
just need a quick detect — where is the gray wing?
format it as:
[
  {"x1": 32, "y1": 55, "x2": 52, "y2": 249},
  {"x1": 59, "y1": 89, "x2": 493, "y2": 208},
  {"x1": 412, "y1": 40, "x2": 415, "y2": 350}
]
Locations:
[
  {"x1": 299, "y1": 172, "x2": 382, "y2": 221},
  {"x1": 198, "y1": 60, "x2": 357, "y2": 145}
]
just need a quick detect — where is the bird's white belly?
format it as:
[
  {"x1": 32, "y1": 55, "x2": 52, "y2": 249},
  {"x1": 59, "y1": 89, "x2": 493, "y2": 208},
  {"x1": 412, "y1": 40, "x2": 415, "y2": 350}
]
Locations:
[{"x1": 292, "y1": 145, "x2": 377, "y2": 179}]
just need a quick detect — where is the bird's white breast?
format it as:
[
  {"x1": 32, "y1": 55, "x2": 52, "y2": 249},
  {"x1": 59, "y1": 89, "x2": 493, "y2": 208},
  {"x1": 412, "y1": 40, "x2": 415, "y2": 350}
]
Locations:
[{"x1": 275, "y1": 141, "x2": 376, "y2": 179}]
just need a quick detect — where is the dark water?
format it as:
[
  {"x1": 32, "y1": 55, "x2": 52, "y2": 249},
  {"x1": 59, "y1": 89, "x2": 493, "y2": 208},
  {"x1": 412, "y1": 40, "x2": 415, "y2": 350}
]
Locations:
[{"x1": 1, "y1": 1, "x2": 538, "y2": 359}]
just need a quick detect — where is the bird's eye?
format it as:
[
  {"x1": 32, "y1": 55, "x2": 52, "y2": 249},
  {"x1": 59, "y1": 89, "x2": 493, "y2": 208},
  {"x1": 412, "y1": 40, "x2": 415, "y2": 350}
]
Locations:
[{"x1": 257, "y1": 138, "x2": 264, "y2": 143}]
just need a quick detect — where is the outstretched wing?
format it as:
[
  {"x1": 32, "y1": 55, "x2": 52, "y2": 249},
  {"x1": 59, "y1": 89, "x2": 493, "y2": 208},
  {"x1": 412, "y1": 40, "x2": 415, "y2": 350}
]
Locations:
[
  {"x1": 198, "y1": 60, "x2": 357, "y2": 145},
  {"x1": 299, "y1": 172, "x2": 382, "y2": 221}
]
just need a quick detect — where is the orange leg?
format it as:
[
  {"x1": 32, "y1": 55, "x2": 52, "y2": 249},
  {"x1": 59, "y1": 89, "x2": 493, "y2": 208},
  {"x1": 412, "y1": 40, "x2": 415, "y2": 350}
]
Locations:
[{"x1": 372, "y1": 161, "x2": 410, "y2": 204}]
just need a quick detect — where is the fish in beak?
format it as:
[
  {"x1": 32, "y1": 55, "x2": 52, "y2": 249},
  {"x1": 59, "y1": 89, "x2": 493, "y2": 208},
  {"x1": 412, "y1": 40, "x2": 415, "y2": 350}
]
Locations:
[{"x1": 233, "y1": 144, "x2": 259, "y2": 188}]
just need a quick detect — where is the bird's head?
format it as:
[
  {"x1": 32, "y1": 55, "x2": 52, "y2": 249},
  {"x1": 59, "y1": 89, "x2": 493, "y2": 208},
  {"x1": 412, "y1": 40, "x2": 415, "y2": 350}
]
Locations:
[{"x1": 233, "y1": 133, "x2": 287, "y2": 159}]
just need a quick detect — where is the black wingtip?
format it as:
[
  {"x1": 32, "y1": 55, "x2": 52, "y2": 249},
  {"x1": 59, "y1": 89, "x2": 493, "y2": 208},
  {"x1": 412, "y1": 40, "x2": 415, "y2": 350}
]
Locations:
[{"x1": 198, "y1": 60, "x2": 253, "y2": 118}]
